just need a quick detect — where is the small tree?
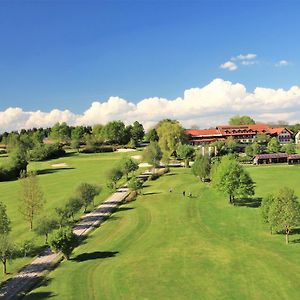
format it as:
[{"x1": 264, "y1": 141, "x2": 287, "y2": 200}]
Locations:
[
  {"x1": 261, "y1": 194, "x2": 275, "y2": 234},
  {"x1": 119, "y1": 158, "x2": 139, "y2": 181},
  {"x1": 176, "y1": 144, "x2": 195, "y2": 168},
  {"x1": 66, "y1": 196, "x2": 83, "y2": 221},
  {"x1": 19, "y1": 172, "x2": 44, "y2": 230},
  {"x1": 225, "y1": 136, "x2": 237, "y2": 153},
  {"x1": 191, "y1": 155, "x2": 211, "y2": 181},
  {"x1": 55, "y1": 207, "x2": 71, "y2": 228},
  {"x1": 35, "y1": 216, "x2": 58, "y2": 244},
  {"x1": 107, "y1": 168, "x2": 123, "y2": 190},
  {"x1": 50, "y1": 228, "x2": 77, "y2": 260},
  {"x1": 281, "y1": 143, "x2": 296, "y2": 154},
  {"x1": 268, "y1": 187, "x2": 300, "y2": 244},
  {"x1": 128, "y1": 176, "x2": 143, "y2": 194},
  {"x1": 71, "y1": 139, "x2": 80, "y2": 153},
  {"x1": 76, "y1": 183, "x2": 100, "y2": 212},
  {"x1": 143, "y1": 141, "x2": 162, "y2": 168},
  {"x1": 0, "y1": 235, "x2": 15, "y2": 274}
]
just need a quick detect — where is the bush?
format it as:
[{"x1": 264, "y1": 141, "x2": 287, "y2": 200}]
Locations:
[
  {"x1": 29, "y1": 143, "x2": 66, "y2": 161},
  {"x1": 124, "y1": 191, "x2": 138, "y2": 202},
  {"x1": 81, "y1": 145, "x2": 115, "y2": 153}
]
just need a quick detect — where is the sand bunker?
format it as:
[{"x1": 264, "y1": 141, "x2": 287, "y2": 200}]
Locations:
[
  {"x1": 131, "y1": 155, "x2": 142, "y2": 160},
  {"x1": 116, "y1": 148, "x2": 137, "y2": 153},
  {"x1": 138, "y1": 162, "x2": 152, "y2": 168},
  {"x1": 51, "y1": 163, "x2": 68, "y2": 168}
]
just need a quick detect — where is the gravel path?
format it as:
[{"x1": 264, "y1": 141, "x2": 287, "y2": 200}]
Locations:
[
  {"x1": 0, "y1": 188, "x2": 132, "y2": 300},
  {"x1": 0, "y1": 170, "x2": 155, "y2": 299}
]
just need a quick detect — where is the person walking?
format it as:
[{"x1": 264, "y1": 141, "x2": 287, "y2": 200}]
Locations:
[
  {"x1": 189, "y1": 192, "x2": 192, "y2": 198},
  {"x1": 182, "y1": 191, "x2": 186, "y2": 197}
]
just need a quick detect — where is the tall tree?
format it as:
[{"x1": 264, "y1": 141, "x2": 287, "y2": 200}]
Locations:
[
  {"x1": 268, "y1": 187, "x2": 300, "y2": 244},
  {"x1": 156, "y1": 119, "x2": 184, "y2": 162},
  {"x1": 130, "y1": 121, "x2": 145, "y2": 144},
  {"x1": 104, "y1": 121, "x2": 126, "y2": 144},
  {"x1": 229, "y1": 115, "x2": 255, "y2": 125},
  {"x1": 145, "y1": 128, "x2": 159, "y2": 142},
  {"x1": 212, "y1": 155, "x2": 255, "y2": 204},
  {"x1": 0, "y1": 235, "x2": 15, "y2": 274},
  {"x1": 176, "y1": 144, "x2": 195, "y2": 168},
  {"x1": 19, "y1": 172, "x2": 44, "y2": 230}
]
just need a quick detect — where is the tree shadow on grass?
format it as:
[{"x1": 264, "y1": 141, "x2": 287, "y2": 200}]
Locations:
[
  {"x1": 117, "y1": 207, "x2": 134, "y2": 212},
  {"x1": 291, "y1": 239, "x2": 300, "y2": 243},
  {"x1": 143, "y1": 192, "x2": 161, "y2": 196},
  {"x1": 72, "y1": 251, "x2": 119, "y2": 262},
  {"x1": 233, "y1": 197, "x2": 262, "y2": 208},
  {"x1": 24, "y1": 291, "x2": 57, "y2": 299},
  {"x1": 164, "y1": 173, "x2": 177, "y2": 176},
  {"x1": 36, "y1": 167, "x2": 75, "y2": 175}
]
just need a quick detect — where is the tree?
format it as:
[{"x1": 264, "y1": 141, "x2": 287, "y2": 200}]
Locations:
[
  {"x1": 261, "y1": 194, "x2": 275, "y2": 234},
  {"x1": 128, "y1": 176, "x2": 143, "y2": 194},
  {"x1": 229, "y1": 115, "x2": 255, "y2": 125},
  {"x1": 50, "y1": 122, "x2": 71, "y2": 143},
  {"x1": 268, "y1": 187, "x2": 300, "y2": 244},
  {"x1": 71, "y1": 126, "x2": 84, "y2": 141},
  {"x1": 19, "y1": 172, "x2": 44, "y2": 230},
  {"x1": 130, "y1": 121, "x2": 145, "y2": 144},
  {"x1": 104, "y1": 121, "x2": 126, "y2": 144},
  {"x1": 145, "y1": 128, "x2": 159, "y2": 142},
  {"x1": 192, "y1": 155, "x2": 211, "y2": 181},
  {"x1": 0, "y1": 235, "x2": 15, "y2": 274},
  {"x1": 55, "y1": 207, "x2": 70, "y2": 229},
  {"x1": 35, "y1": 216, "x2": 58, "y2": 244},
  {"x1": 143, "y1": 141, "x2": 162, "y2": 168},
  {"x1": 225, "y1": 136, "x2": 237, "y2": 153},
  {"x1": 0, "y1": 202, "x2": 11, "y2": 235},
  {"x1": 92, "y1": 124, "x2": 105, "y2": 143},
  {"x1": 107, "y1": 168, "x2": 123, "y2": 190},
  {"x1": 76, "y1": 183, "x2": 100, "y2": 212},
  {"x1": 281, "y1": 143, "x2": 296, "y2": 154},
  {"x1": 66, "y1": 196, "x2": 83, "y2": 221},
  {"x1": 71, "y1": 139, "x2": 81, "y2": 153},
  {"x1": 267, "y1": 137, "x2": 281, "y2": 153},
  {"x1": 176, "y1": 144, "x2": 195, "y2": 168},
  {"x1": 256, "y1": 133, "x2": 270, "y2": 144},
  {"x1": 119, "y1": 158, "x2": 139, "y2": 181},
  {"x1": 212, "y1": 155, "x2": 255, "y2": 204},
  {"x1": 50, "y1": 228, "x2": 77, "y2": 260},
  {"x1": 156, "y1": 120, "x2": 185, "y2": 162}
]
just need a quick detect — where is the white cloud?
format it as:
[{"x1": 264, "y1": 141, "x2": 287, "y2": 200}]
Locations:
[
  {"x1": 275, "y1": 60, "x2": 290, "y2": 67},
  {"x1": 1, "y1": 78, "x2": 300, "y2": 132},
  {"x1": 220, "y1": 61, "x2": 238, "y2": 71},
  {"x1": 232, "y1": 53, "x2": 257, "y2": 61}
]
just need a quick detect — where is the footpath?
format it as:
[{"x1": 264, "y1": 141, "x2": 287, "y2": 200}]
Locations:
[{"x1": 0, "y1": 170, "x2": 153, "y2": 300}]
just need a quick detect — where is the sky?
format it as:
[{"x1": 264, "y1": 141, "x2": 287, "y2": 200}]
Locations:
[{"x1": 0, "y1": 0, "x2": 300, "y2": 131}]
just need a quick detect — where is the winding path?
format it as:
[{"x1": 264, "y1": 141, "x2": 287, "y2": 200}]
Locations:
[{"x1": 0, "y1": 171, "x2": 153, "y2": 300}]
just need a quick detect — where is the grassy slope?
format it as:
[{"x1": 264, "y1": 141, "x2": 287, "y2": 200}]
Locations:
[
  {"x1": 0, "y1": 151, "x2": 137, "y2": 281},
  {"x1": 25, "y1": 167, "x2": 300, "y2": 300}
]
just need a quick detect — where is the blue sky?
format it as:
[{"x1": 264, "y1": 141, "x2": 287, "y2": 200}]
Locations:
[{"x1": 0, "y1": 0, "x2": 300, "y2": 131}]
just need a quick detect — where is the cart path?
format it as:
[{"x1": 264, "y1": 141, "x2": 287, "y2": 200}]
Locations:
[{"x1": 0, "y1": 171, "x2": 154, "y2": 300}]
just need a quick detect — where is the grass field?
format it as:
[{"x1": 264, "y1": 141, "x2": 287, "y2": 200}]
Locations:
[
  {"x1": 0, "y1": 150, "x2": 139, "y2": 281},
  {"x1": 24, "y1": 165, "x2": 300, "y2": 300}
]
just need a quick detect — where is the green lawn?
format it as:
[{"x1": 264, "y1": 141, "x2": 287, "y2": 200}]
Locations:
[
  {"x1": 24, "y1": 166, "x2": 300, "y2": 300},
  {"x1": 0, "y1": 150, "x2": 138, "y2": 281}
]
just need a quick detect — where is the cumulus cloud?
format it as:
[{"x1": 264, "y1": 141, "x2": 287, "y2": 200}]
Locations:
[
  {"x1": 1, "y1": 78, "x2": 300, "y2": 132},
  {"x1": 220, "y1": 61, "x2": 238, "y2": 71},
  {"x1": 275, "y1": 60, "x2": 290, "y2": 67}
]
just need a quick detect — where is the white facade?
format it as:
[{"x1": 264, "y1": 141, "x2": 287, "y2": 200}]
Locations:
[{"x1": 296, "y1": 131, "x2": 300, "y2": 144}]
